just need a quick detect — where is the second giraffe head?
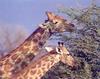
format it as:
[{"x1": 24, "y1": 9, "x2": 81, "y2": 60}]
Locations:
[{"x1": 46, "y1": 42, "x2": 77, "y2": 68}]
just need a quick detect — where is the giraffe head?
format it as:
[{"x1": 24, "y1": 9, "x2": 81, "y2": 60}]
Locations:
[
  {"x1": 57, "y1": 42, "x2": 77, "y2": 67},
  {"x1": 45, "y1": 11, "x2": 75, "y2": 33},
  {"x1": 45, "y1": 42, "x2": 77, "y2": 68}
]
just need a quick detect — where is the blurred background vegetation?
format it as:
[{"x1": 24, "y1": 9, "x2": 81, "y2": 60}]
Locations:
[
  {"x1": 0, "y1": 24, "x2": 28, "y2": 58},
  {"x1": 42, "y1": 0, "x2": 100, "y2": 79}
]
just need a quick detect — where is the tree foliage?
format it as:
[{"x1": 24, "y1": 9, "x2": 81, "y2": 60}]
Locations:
[
  {"x1": 0, "y1": 24, "x2": 28, "y2": 57},
  {"x1": 43, "y1": 1, "x2": 100, "y2": 79}
]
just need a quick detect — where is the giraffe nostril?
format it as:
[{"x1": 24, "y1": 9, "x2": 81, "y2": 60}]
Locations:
[{"x1": 69, "y1": 61, "x2": 78, "y2": 70}]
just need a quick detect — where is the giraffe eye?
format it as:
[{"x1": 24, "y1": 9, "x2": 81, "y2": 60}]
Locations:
[
  {"x1": 54, "y1": 21, "x2": 58, "y2": 24},
  {"x1": 53, "y1": 20, "x2": 58, "y2": 24}
]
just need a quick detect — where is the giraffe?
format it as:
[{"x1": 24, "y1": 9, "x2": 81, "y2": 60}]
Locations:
[
  {"x1": 11, "y1": 42, "x2": 77, "y2": 79},
  {"x1": 0, "y1": 12, "x2": 75, "y2": 79}
]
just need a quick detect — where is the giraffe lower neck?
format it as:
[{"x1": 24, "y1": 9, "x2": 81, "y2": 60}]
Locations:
[
  {"x1": 12, "y1": 53, "x2": 60, "y2": 79},
  {"x1": 28, "y1": 26, "x2": 52, "y2": 47}
]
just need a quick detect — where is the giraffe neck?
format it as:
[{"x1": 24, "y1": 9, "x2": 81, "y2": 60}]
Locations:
[
  {"x1": 0, "y1": 23, "x2": 52, "y2": 79},
  {"x1": 12, "y1": 50, "x2": 61, "y2": 79},
  {"x1": 29, "y1": 25, "x2": 52, "y2": 48}
]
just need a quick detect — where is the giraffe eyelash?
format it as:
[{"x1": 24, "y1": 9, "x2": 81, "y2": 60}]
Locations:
[{"x1": 54, "y1": 21, "x2": 58, "y2": 24}]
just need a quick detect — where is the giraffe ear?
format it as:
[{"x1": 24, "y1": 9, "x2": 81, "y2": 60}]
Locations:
[
  {"x1": 61, "y1": 42, "x2": 64, "y2": 46},
  {"x1": 58, "y1": 42, "x2": 64, "y2": 46},
  {"x1": 45, "y1": 47, "x2": 54, "y2": 52},
  {"x1": 46, "y1": 11, "x2": 55, "y2": 21}
]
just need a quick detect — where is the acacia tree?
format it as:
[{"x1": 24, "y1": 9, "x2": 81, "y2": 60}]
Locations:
[
  {"x1": 42, "y1": 1, "x2": 100, "y2": 79},
  {"x1": 53, "y1": 1, "x2": 100, "y2": 79},
  {"x1": 0, "y1": 24, "x2": 28, "y2": 57}
]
